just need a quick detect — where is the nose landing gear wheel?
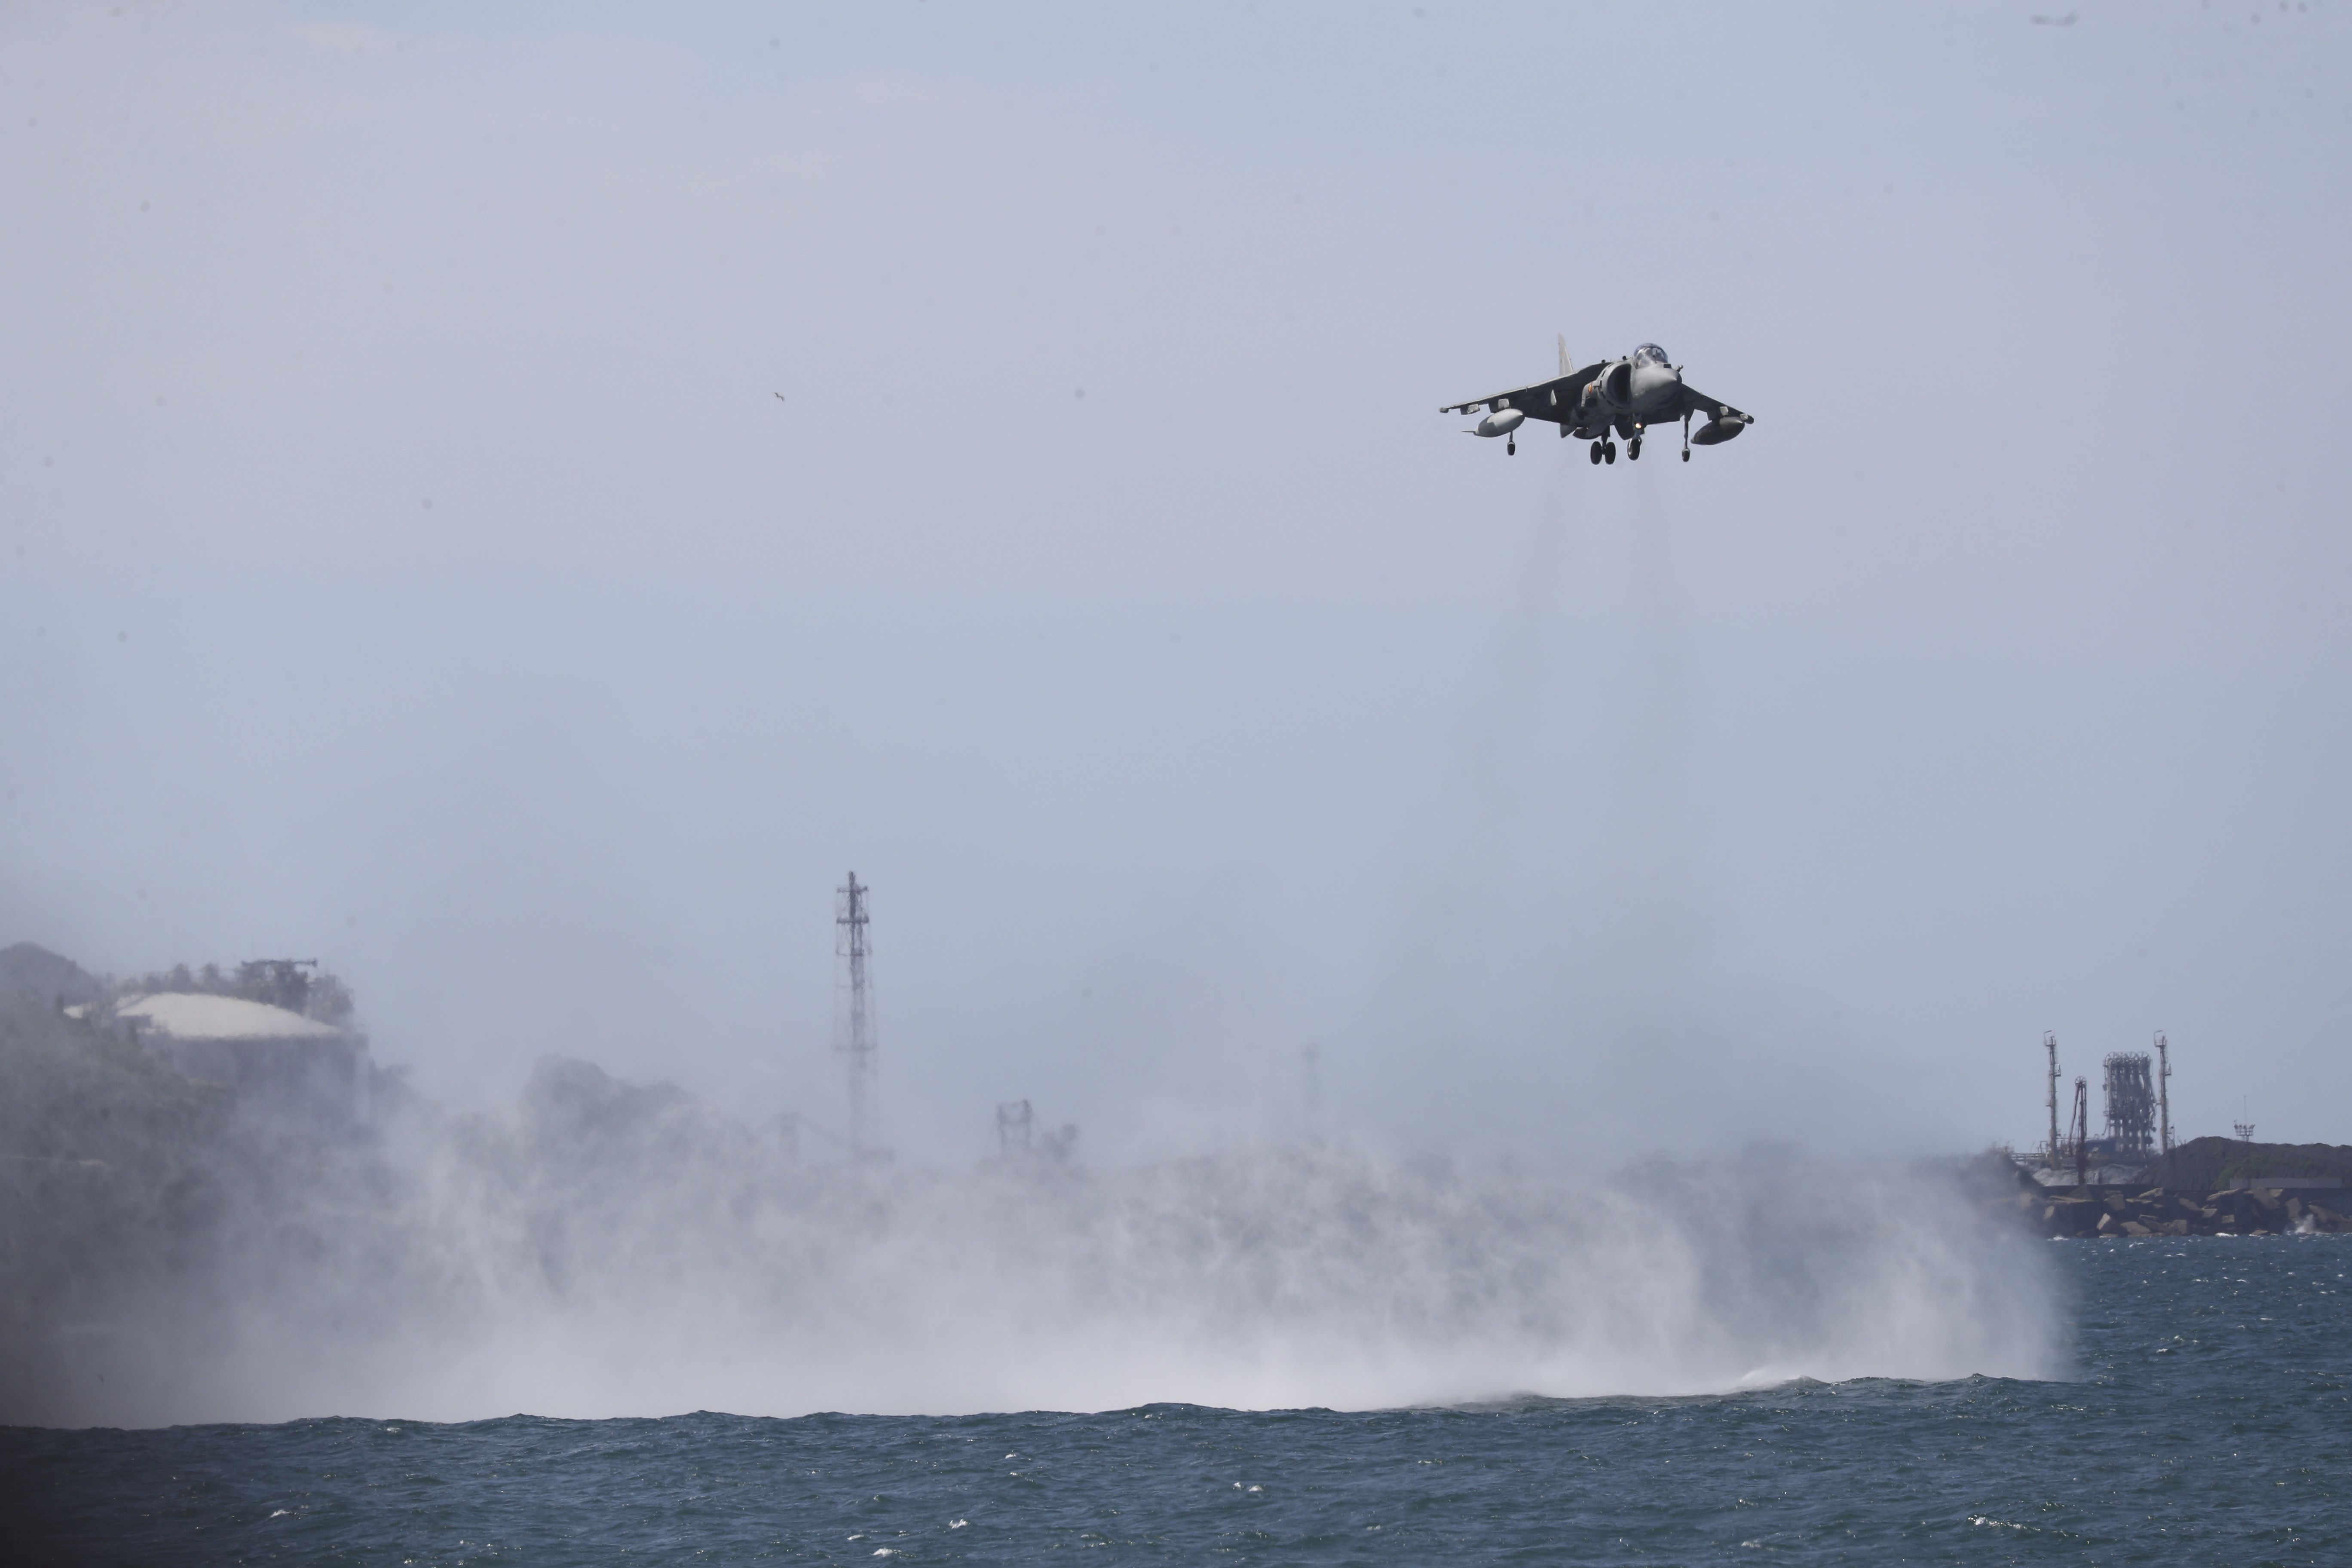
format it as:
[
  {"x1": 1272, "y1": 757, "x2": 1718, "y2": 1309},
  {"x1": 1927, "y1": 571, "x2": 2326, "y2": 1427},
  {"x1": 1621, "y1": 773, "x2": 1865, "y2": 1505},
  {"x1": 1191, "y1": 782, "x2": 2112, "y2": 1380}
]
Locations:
[
  {"x1": 1589, "y1": 441, "x2": 1603, "y2": 465},
  {"x1": 1628, "y1": 437, "x2": 1642, "y2": 461},
  {"x1": 1603, "y1": 441, "x2": 1617, "y2": 465}
]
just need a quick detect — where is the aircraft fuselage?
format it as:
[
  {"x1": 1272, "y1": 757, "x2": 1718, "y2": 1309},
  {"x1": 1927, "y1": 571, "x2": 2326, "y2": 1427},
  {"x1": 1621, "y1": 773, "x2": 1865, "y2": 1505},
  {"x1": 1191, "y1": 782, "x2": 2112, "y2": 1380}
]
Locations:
[{"x1": 1568, "y1": 351, "x2": 1684, "y2": 439}]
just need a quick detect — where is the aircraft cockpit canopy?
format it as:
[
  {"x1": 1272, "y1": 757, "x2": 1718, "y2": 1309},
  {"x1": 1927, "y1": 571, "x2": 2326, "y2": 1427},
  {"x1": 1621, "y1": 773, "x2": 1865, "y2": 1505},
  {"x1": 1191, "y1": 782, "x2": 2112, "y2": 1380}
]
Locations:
[{"x1": 1631, "y1": 343, "x2": 1672, "y2": 368}]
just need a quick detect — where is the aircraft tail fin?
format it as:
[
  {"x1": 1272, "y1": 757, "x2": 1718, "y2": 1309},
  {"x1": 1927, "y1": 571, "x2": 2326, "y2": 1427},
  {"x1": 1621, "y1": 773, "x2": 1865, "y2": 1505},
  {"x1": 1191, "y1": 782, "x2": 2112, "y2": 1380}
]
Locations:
[{"x1": 1558, "y1": 334, "x2": 1571, "y2": 377}]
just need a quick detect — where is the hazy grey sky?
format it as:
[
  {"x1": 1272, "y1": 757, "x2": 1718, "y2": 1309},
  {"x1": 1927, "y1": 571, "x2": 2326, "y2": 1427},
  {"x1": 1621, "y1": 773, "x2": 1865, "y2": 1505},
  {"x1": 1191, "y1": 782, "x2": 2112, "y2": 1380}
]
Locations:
[{"x1": 2, "y1": 3, "x2": 2345, "y2": 1163}]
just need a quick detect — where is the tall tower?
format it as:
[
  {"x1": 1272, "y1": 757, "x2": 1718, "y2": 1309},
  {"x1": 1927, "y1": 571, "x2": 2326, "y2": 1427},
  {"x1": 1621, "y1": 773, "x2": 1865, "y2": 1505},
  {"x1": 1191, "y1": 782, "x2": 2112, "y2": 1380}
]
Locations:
[
  {"x1": 2070, "y1": 1077, "x2": 2090, "y2": 1186},
  {"x1": 2155, "y1": 1031, "x2": 2173, "y2": 1158},
  {"x1": 997, "y1": 1099, "x2": 1034, "y2": 1156},
  {"x1": 836, "y1": 872, "x2": 882, "y2": 1161},
  {"x1": 2101, "y1": 1052, "x2": 2156, "y2": 1158},
  {"x1": 2043, "y1": 1032, "x2": 2061, "y2": 1170}
]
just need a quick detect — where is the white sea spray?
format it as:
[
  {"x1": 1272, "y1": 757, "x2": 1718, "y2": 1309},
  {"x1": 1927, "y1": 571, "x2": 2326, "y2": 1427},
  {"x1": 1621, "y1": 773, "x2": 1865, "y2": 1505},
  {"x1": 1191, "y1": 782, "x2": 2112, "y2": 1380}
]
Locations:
[{"x1": 11, "y1": 1056, "x2": 2060, "y2": 1426}]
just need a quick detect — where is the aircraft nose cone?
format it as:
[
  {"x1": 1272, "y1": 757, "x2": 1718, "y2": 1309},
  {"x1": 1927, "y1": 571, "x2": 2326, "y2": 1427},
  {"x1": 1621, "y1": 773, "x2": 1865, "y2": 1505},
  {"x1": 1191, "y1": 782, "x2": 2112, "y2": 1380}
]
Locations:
[{"x1": 1627, "y1": 364, "x2": 1678, "y2": 403}]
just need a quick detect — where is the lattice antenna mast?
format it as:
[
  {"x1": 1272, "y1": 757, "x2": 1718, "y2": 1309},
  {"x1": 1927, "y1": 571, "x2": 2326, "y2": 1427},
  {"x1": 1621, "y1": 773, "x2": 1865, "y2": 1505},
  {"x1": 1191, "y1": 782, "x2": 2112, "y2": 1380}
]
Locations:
[
  {"x1": 835, "y1": 872, "x2": 880, "y2": 1161},
  {"x1": 2155, "y1": 1032, "x2": 2173, "y2": 1158}
]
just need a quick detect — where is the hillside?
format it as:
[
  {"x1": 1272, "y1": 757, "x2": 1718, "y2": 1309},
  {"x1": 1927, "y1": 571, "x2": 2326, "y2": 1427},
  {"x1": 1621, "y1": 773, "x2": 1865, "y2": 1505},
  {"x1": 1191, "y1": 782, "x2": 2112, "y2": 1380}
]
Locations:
[{"x1": 2145, "y1": 1136, "x2": 2352, "y2": 1191}]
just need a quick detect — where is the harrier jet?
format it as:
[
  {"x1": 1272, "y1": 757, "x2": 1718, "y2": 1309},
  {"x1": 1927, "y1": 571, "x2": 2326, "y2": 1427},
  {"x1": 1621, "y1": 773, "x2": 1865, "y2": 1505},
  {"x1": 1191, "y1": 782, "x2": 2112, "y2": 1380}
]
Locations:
[{"x1": 1442, "y1": 337, "x2": 1754, "y2": 463}]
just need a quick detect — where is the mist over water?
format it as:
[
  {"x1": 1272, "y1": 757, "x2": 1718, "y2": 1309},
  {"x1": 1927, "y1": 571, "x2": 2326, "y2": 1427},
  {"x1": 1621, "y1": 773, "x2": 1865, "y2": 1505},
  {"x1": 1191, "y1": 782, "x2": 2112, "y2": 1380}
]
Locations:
[
  {"x1": 6, "y1": 1042, "x2": 2060, "y2": 1430},
  {"x1": 0, "y1": 463, "x2": 2079, "y2": 1431}
]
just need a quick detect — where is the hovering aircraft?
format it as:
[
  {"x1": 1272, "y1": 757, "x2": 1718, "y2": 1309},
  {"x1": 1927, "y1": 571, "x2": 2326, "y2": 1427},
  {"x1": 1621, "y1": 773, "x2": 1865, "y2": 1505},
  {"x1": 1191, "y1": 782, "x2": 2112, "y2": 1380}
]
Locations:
[{"x1": 1442, "y1": 337, "x2": 1754, "y2": 463}]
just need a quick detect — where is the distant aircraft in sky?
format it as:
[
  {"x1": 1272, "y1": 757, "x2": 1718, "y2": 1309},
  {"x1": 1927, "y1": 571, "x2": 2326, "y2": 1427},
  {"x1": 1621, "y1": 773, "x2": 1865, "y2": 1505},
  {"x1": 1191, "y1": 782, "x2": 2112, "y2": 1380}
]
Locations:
[{"x1": 1442, "y1": 336, "x2": 1754, "y2": 463}]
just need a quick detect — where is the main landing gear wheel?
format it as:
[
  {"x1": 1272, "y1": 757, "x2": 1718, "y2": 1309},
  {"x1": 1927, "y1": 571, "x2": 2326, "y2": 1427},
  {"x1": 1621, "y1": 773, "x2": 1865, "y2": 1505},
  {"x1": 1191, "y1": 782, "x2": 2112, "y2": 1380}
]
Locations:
[
  {"x1": 1628, "y1": 436, "x2": 1642, "y2": 461},
  {"x1": 1603, "y1": 441, "x2": 1617, "y2": 465},
  {"x1": 1589, "y1": 441, "x2": 1604, "y2": 466}
]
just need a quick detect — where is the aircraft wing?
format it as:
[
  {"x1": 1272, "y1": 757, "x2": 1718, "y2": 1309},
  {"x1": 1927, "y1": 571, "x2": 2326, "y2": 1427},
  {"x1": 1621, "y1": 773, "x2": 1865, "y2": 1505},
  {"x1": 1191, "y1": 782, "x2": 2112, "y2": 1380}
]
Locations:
[
  {"x1": 1440, "y1": 364, "x2": 1599, "y2": 425},
  {"x1": 1676, "y1": 384, "x2": 1755, "y2": 425}
]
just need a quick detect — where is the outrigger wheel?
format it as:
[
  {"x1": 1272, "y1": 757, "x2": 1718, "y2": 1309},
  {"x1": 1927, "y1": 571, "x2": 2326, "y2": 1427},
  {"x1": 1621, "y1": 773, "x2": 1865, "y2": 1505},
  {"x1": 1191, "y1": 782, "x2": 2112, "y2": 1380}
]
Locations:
[{"x1": 1507, "y1": 436, "x2": 1516, "y2": 455}]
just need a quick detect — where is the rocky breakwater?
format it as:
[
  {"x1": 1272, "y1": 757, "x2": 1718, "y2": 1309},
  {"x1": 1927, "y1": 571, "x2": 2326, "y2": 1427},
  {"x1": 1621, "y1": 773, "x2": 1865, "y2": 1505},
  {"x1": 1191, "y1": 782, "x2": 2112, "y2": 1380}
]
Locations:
[{"x1": 2000, "y1": 1184, "x2": 2348, "y2": 1237}]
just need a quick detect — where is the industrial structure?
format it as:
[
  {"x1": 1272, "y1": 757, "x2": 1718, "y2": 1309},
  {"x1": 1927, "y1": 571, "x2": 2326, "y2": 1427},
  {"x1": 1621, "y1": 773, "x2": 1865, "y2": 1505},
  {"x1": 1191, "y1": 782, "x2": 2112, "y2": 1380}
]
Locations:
[
  {"x1": 835, "y1": 872, "x2": 885, "y2": 1162},
  {"x1": 2156, "y1": 1032, "x2": 2174, "y2": 1157},
  {"x1": 24, "y1": 944, "x2": 378, "y2": 1127},
  {"x1": 997, "y1": 1099, "x2": 1034, "y2": 1155},
  {"x1": 2068, "y1": 1076, "x2": 2089, "y2": 1185},
  {"x1": 2043, "y1": 1032, "x2": 2061, "y2": 1169},
  {"x1": 2033, "y1": 1033, "x2": 2177, "y2": 1187},
  {"x1": 2102, "y1": 1052, "x2": 2157, "y2": 1158}
]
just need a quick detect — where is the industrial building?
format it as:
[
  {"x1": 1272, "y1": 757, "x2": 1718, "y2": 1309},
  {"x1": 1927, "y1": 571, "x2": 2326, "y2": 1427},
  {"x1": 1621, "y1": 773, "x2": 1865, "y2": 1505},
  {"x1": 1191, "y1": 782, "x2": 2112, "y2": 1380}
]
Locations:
[
  {"x1": 63, "y1": 956, "x2": 376, "y2": 1127},
  {"x1": 2027, "y1": 1032, "x2": 2173, "y2": 1188}
]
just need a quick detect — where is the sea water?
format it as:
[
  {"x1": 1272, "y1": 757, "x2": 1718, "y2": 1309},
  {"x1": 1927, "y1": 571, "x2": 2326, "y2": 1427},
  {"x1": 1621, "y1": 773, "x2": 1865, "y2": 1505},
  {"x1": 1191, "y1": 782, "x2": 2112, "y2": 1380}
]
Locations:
[{"x1": 6, "y1": 1237, "x2": 2345, "y2": 1565}]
